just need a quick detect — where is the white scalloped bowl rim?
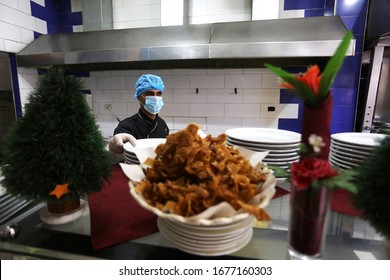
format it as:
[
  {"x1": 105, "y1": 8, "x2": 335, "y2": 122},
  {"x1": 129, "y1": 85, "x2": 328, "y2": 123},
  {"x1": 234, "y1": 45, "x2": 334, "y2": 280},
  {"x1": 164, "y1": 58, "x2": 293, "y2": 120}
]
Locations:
[{"x1": 128, "y1": 168, "x2": 276, "y2": 226}]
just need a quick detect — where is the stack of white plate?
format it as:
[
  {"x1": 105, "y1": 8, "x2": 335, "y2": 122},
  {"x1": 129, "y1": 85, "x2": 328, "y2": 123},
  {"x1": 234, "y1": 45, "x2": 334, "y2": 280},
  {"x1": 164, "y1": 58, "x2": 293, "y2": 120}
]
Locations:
[
  {"x1": 372, "y1": 120, "x2": 390, "y2": 134},
  {"x1": 225, "y1": 128, "x2": 301, "y2": 170},
  {"x1": 157, "y1": 215, "x2": 254, "y2": 256},
  {"x1": 330, "y1": 132, "x2": 386, "y2": 169},
  {"x1": 123, "y1": 138, "x2": 166, "y2": 164}
]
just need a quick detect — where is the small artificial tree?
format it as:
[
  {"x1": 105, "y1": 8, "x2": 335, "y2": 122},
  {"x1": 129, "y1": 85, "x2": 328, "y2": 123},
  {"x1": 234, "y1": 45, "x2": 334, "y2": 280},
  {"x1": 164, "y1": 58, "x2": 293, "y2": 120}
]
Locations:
[
  {"x1": 353, "y1": 134, "x2": 390, "y2": 240},
  {"x1": 1, "y1": 68, "x2": 111, "y2": 208}
]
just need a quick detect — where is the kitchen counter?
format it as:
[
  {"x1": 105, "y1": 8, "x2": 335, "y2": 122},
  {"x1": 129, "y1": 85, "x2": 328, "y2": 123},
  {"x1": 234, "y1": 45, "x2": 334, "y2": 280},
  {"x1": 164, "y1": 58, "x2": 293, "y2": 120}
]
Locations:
[{"x1": 0, "y1": 194, "x2": 386, "y2": 260}]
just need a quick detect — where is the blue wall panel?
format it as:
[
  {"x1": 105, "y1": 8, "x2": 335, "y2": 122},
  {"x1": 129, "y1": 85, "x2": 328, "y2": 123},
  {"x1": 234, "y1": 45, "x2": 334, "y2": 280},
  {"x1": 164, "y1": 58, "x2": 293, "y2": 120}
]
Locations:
[
  {"x1": 284, "y1": 0, "x2": 325, "y2": 10},
  {"x1": 30, "y1": 0, "x2": 82, "y2": 35},
  {"x1": 31, "y1": 0, "x2": 58, "y2": 36},
  {"x1": 277, "y1": 0, "x2": 369, "y2": 133}
]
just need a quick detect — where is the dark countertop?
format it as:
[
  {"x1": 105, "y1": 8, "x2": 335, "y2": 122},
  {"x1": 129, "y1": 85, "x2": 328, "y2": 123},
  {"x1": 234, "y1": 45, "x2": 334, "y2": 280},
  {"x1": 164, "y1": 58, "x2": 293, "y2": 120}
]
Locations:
[{"x1": 0, "y1": 203, "x2": 387, "y2": 260}]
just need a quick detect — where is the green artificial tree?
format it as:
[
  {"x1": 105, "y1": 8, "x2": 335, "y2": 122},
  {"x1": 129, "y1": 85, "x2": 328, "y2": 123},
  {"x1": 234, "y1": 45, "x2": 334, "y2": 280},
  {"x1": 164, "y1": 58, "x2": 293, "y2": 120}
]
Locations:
[
  {"x1": 1, "y1": 68, "x2": 111, "y2": 212},
  {"x1": 353, "y1": 134, "x2": 390, "y2": 240}
]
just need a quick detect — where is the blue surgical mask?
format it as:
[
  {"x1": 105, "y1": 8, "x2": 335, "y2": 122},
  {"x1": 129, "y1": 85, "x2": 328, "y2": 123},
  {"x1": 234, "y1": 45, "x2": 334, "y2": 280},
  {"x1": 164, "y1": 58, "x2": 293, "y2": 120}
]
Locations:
[{"x1": 143, "y1": 96, "x2": 164, "y2": 114}]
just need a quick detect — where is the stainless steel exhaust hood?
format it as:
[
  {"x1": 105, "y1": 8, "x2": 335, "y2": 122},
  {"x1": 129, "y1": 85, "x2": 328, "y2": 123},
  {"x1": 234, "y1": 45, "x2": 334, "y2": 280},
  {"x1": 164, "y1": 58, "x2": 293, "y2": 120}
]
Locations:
[{"x1": 16, "y1": 16, "x2": 355, "y2": 71}]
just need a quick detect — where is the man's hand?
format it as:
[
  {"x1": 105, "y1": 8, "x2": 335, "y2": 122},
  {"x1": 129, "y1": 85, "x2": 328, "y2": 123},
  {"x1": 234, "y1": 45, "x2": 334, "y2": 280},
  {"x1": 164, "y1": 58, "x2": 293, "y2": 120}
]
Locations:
[{"x1": 108, "y1": 133, "x2": 137, "y2": 154}]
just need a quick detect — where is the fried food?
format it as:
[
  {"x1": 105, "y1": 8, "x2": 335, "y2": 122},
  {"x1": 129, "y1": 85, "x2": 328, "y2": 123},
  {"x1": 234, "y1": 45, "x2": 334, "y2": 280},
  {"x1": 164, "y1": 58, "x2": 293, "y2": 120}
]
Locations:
[{"x1": 134, "y1": 123, "x2": 270, "y2": 221}]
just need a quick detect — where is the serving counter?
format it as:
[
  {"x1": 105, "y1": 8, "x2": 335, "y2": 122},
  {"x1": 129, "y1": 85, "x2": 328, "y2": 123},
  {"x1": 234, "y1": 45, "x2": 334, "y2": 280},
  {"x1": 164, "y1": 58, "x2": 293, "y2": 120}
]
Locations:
[
  {"x1": 0, "y1": 164, "x2": 386, "y2": 260},
  {"x1": 0, "y1": 202, "x2": 386, "y2": 260}
]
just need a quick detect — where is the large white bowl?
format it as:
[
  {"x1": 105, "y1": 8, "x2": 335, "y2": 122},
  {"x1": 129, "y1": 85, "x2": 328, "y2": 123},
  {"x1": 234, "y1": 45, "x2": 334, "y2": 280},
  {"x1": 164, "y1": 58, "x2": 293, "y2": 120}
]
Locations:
[{"x1": 128, "y1": 162, "x2": 276, "y2": 226}]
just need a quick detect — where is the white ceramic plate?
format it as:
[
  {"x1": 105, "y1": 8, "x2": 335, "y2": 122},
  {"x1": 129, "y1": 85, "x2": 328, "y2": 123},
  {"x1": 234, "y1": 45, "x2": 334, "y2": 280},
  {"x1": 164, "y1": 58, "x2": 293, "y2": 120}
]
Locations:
[
  {"x1": 329, "y1": 152, "x2": 365, "y2": 165},
  {"x1": 226, "y1": 138, "x2": 300, "y2": 149},
  {"x1": 158, "y1": 218, "x2": 253, "y2": 256},
  {"x1": 265, "y1": 158, "x2": 297, "y2": 166},
  {"x1": 226, "y1": 138, "x2": 300, "y2": 150},
  {"x1": 160, "y1": 216, "x2": 253, "y2": 240},
  {"x1": 329, "y1": 158, "x2": 349, "y2": 170},
  {"x1": 226, "y1": 144, "x2": 300, "y2": 156},
  {"x1": 264, "y1": 151, "x2": 299, "y2": 158},
  {"x1": 225, "y1": 128, "x2": 301, "y2": 145},
  {"x1": 330, "y1": 140, "x2": 374, "y2": 153},
  {"x1": 329, "y1": 154, "x2": 360, "y2": 168},
  {"x1": 124, "y1": 138, "x2": 166, "y2": 153},
  {"x1": 331, "y1": 133, "x2": 385, "y2": 148},
  {"x1": 164, "y1": 215, "x2": 254, "y2": 234},
  {"x1": 125, "y1": 155, "x2": 139, "y2": 161},
  {"x1": 124, "y1": 152, "x2": 138, "y2": 158},
  {"x1": 160, "y1": 224, "x2": 250, "y2": 248},
  {"x1": 125, "y1": 160, "x2": 140, "y2": 165},
  {"x1": 329, "y1": 146, "x2": 367, "y2": 160},
  {"x1": 159, "y1": 221, "x2": 252, "y2": 249},
  {"x1": 160, "y1": 223, "x2": 250, "y2": 243},
  {"x1": 330, "y1": 142, "x2": 373, "y2": 157},
  {"x1": 160, "y1": 226, "x2": 253, "y2": 255},
  {"x1": 263, "y1": 156, "x2": 299, "y2": 163}
]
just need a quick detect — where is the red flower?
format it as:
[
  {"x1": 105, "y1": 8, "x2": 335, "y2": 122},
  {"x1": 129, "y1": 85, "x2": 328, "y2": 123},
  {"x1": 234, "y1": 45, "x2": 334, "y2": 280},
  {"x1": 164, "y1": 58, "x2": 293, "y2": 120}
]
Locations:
[
  {"x1": 281, "y1": 65, "x2": 322, "y2": 96},
  {"x1": 290, "y1": 157, "x2": 339, "y2": 190}
]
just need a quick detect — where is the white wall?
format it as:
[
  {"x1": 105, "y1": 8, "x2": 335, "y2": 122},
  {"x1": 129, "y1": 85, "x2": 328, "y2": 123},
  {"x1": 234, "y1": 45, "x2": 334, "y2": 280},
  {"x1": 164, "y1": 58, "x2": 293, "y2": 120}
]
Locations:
[
  {"x1": 0, "y1": 0, "x2": 47, "y2": 53},
  {"x1": 71, "y1": 0, "x2": 83, "y2": 32},
  {"x1": 112, "y1": 0, "x2": 255, "y2": 28},
  {"x1": 87, "y1": 68, "x2": 298, "y2": 138},
  {"x1": 0, "y1": 0, "x2": 42, "y2": 115},
  {"x1": 111, "y1": 0, "x2": 304, "y2": 29},
  {"x1": 113, "y1": 0, "x2": 162, "y2": 29},
  {"x1": 188, "y1": 0, "x2": 252, "y2": 24},
  {"x1": 251, "y1": 0, "x2": 304, "y2": 20},
  {"x1": 97, "y1": 0, "x2": 301, "y2": 138},
  {"x1": 161, "y1": 0, "x2": 183, "y2": 26},
  {"x1": 4, "y1": 0, "x2": 301, "y2": 138}
]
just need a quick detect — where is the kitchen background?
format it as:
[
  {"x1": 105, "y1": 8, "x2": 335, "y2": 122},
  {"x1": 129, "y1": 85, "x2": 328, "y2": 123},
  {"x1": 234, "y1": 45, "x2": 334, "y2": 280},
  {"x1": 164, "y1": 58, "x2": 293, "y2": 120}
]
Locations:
[{"x1": 0, "y1": 0, "x2": 368, "y2": 142}]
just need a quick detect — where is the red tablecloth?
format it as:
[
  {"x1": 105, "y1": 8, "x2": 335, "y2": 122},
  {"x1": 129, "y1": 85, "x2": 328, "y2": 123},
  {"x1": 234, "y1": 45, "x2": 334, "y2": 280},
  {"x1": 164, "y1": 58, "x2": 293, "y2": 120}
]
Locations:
[
  {"x1": 88, "y1": 165, "x2": 158, "y2": 250},
  {"x1": 272, "y1": 186, "x2": 363, "y2": 217},
  {"x1": 273, "y1": 186, "x2": 290, "y2": 199},
  {"x1": 331, "y1": 189, "x2": 363, "y2": 218}
]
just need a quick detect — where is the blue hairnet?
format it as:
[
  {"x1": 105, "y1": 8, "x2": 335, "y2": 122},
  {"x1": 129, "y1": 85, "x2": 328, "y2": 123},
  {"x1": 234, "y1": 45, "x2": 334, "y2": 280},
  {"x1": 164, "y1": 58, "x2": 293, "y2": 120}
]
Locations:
[{"x1": 134, "y1": 74, "x2": 165, "y2": 100}]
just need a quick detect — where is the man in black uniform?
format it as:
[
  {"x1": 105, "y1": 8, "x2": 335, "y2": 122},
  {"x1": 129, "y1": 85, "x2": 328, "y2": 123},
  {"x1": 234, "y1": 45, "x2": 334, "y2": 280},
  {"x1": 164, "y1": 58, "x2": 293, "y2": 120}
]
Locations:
[{"x1": 108, "y1": 74, "x2": 169, "y2": 156}]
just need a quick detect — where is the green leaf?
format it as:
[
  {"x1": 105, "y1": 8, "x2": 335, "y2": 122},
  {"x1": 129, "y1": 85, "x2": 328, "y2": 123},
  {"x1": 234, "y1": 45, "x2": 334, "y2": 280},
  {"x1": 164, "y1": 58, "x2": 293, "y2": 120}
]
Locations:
[
  {"x1": 317, "y1": 167, "x2": 358, "y2": 193},
  {"x1": 318, "y1": 31, "x2": 353, "y2": 99},
  {"x1": 266, "y1": 164, "x2": 290, "y2": 178},
  {"x1": 264, "y1": 63, "x2": 317, "y2": 106}
]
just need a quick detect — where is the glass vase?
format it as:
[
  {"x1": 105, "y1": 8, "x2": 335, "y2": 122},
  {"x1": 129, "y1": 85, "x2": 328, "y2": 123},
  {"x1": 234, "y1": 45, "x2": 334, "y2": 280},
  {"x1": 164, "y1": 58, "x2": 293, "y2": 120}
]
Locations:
[
  {"x1": 287, "y1": 185, "x2": 332, "y2": 259},
  {"x1": 301, "y1": 93, "x2": 332, "y2": 160}
]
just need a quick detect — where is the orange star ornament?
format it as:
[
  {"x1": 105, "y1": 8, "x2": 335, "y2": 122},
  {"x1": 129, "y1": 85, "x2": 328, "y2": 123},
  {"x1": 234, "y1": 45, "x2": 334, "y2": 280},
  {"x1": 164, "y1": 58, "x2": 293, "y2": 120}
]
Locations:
[{"x1": 49, "y1": 183, "x2": 70, "y2": 199}]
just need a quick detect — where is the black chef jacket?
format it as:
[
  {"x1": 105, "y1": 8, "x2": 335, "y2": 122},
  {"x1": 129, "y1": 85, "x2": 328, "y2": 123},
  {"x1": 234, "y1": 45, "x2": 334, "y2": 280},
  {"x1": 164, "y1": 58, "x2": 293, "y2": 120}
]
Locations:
[{"x1": 113, "y1": 109, "x2": 169, "y2": 139}]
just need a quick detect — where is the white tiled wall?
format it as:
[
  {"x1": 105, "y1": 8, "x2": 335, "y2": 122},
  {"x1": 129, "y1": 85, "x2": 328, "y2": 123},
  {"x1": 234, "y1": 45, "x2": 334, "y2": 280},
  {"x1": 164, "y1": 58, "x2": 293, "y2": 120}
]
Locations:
[
  {"x1": 112, "y1": 0, "x2": 254, "y2": 28},
  {"x1": 111, "y1": 0, "x2": 304, "y2": 29},
  {"x1": 0, "y1": 0, "x2": 47, "y2": 53},
  {"x1": 188, "y1": 0, "x2": 252, "y2": 24},
  {"x1": 161, "y1": 0, "x2": 183, "y2": 26},
  {"x1": 71, "y1": 0, "x2": 83, "y2": 32},
  {"x1": 16, "y1": 67, "x2": 38, "y2": 112},
  {"x1": 87, "y1": 68, "x2": 297, "y2": 138},
  {"x1": 251, "y1": 0, "x2": 305, "y2": 20},
  {"x1": 4, "y1": 0, "x2": 300, "y2": 137},
  {"x1": 113, "y1": 0, "x2": 162, "y2": 29},
  {"x1": 101, "y1": 0, "x2": 304, "y2": 139}
]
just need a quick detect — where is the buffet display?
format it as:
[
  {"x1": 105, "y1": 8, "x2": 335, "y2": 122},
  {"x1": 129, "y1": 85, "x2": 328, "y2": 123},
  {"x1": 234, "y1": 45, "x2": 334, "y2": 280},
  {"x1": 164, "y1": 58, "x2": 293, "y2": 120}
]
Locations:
[{"x1": 121, "y1": 123, "x2": 276, "y2": 255}]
